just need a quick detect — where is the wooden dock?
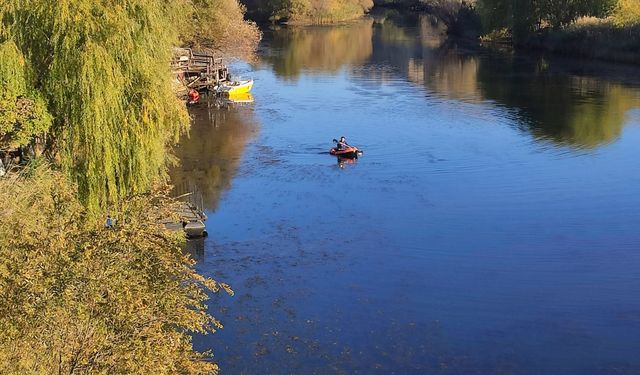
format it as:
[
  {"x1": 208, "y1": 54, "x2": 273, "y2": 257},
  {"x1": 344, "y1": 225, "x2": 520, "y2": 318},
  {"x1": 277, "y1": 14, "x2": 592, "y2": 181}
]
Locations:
[
  {"x1": 161, "y1": 190, "x2": 208, "y2": 238},
  {"x1": 172, "y1": 48, "x2": 229, "y2": 93}
]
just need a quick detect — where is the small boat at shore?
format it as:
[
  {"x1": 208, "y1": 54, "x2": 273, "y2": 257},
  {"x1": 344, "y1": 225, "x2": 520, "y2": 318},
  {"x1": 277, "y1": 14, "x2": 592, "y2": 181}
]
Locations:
[
  {"x1": 330, "y1": 145, "x2": 363, "y2": 158},
  {"x1": 218, "y1": 79, "x2": 253, "y2": 95}
]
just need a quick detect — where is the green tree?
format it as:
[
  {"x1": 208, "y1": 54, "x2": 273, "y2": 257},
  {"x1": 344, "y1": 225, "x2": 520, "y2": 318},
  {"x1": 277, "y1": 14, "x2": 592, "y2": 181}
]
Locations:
[
  {"x1": 476, "y1": 0, "x2": 512, "y2": 33},
  {"x1": 477, "y1": 0, "x2": 617, "y2": 41},
  {"x1": 476, "y1": 0, "x2": 535, "y2": 42},
  {"x1": 242, "y1": 0, "x2": 372, "y2": 24},
  {"x1": 537, "y1": 0, "x2": 615, "y2": 28},
  {"x1": 2, "y1": 0, "x2": 190, "y2": 209},
  {"x1": 0, "y1": 41, "x2": 52, "y2": 150},
  {"x1": 0, "y1": 0, "x2": 260, "y2": 372}
]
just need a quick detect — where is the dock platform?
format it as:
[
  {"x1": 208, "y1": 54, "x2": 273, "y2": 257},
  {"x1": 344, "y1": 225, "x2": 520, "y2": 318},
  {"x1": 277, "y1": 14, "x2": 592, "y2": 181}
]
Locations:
[
  {"x1": 161, "y1": 191, "x2": 208, "y2": 238},
  {"x1": 172, "y1": 48, "x2": 229, "y2": 93}
]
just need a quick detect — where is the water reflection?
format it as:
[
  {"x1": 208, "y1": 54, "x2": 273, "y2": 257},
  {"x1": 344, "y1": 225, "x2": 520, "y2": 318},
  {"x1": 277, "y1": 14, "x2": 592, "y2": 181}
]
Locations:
[
  {"x1": 372, "y1": 14, "x2": 640, "y2": 147},
  {"x1": 222, "y1": 92, "x2": 255, "y2": 105},
  {"x1": 376, "y1": 11, "x2": 446, "y2": 48},
  {"x1": 476, "y1": 56, "x2": 640, "y2": 147},
  {"x1": 169, "y1": 96, "x2": 258, "y2": 211},
  {"x1": 337, "y1": 155, "x2": 359, "y2": 169},
  {"x1": 185, "y1": 237, "x2": 206, "y2": 263},
  {"x1": 261, "y1": 13, "x2": 640, "y2": 148},
  {"x1": 406, "y1": 53, "x2": 481, "y2": 102},
  {"x1": 263, "y1": 19, "x2": 374, "y2": 79},
  {"x1": 185, "y1": 14, "x2": 640, "y2": 374}
]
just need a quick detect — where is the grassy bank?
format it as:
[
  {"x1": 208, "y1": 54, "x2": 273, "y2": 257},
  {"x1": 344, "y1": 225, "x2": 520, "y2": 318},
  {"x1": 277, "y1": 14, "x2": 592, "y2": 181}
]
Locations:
[
  {"x1": 524, "y1": 20, "x2": 640, "y2": 64},
  {"x1": 373, "y1": 0, "x2": 640, "y2": 64},
  {"x1": 476, "y1": 0, "x2": 640, "y2": 64}
]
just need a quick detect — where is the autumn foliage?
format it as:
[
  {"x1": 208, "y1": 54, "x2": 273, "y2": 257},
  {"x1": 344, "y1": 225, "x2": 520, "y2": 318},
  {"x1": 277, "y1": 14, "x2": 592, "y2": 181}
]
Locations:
[{"x1": 0, "y1": 165, "x2": 231, "y2": 374}]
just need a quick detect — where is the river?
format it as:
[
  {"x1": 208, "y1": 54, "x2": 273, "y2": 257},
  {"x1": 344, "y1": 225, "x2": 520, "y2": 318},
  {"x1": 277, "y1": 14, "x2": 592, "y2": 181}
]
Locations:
[{"x1": 170, "y1": 11, "x2": 640, "y2": 375}]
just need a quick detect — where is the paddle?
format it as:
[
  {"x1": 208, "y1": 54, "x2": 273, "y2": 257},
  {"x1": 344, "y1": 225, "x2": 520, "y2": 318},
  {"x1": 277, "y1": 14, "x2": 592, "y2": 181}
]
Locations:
[{"x1": 332, "y1": 138, "x2": 351, "y2": 147}]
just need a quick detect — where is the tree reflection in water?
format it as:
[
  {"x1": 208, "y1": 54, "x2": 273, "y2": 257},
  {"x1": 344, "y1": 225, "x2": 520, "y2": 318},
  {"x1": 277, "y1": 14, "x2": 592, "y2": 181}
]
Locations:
[
  {"x1": 174, "y1": 13, "x2": 639, "y2": 215},
  {"x1": 169, "y1": 95, "x2": 258, "y2": 211},
  {"x1": 263, "y1": 18, "x2": 374, "y2": 79},
  {"x1": 476, "y1": 57, "x2": 640, "y2": 148},
  {"x1": 336, "y1": 11, "x2": 640, "y2": 148}
]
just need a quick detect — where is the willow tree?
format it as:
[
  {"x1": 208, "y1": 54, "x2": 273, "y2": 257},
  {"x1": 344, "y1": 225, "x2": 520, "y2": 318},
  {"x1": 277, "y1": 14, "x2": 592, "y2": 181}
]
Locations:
[
  {"x1": 2, "y1": 1, "x2": 188, "y2": 209},
  {"x1": 0, "y1": 41, "x2": 52, "y2": 150}
]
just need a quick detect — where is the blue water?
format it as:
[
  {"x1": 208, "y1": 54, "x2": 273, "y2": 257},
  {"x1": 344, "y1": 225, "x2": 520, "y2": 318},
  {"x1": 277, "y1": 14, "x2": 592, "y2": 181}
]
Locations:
[{"x1": 172, "y1": 14, "x2": 640, "y2": 374}]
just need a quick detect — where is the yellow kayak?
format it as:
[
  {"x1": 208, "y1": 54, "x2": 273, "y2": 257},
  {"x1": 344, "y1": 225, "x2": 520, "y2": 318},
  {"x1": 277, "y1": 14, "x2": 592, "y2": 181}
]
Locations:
[{"x1": 218, "y1": 79, "x2": 253, "y2": 95}]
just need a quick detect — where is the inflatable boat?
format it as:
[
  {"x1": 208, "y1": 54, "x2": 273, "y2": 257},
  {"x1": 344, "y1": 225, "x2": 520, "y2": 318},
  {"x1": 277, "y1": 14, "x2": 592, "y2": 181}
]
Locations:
[{"x1": 330, "y1": 145, "x2": 363, "y2": 158}]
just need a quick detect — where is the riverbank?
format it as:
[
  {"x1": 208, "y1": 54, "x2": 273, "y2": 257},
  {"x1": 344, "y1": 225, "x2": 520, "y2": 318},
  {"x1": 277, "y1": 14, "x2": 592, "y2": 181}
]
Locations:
[
  {"x1": 369, "y1": 0, "x2": 640, "y2": 65},
  {"x1": 523, "y1": 21, "x2": 640, "y2": 64}
]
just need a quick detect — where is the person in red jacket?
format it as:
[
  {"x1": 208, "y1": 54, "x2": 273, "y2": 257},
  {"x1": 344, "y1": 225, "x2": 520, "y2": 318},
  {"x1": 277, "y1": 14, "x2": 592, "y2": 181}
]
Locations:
[{"x1": 188, "y1": 88, "x2": 200, "y2": 104}]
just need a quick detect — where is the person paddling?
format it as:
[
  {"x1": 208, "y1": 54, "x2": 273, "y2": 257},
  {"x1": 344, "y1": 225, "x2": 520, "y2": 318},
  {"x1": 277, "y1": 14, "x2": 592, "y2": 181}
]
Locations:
[{"x1": 336, "y1": 136, "x2": 348, "y2": 150}]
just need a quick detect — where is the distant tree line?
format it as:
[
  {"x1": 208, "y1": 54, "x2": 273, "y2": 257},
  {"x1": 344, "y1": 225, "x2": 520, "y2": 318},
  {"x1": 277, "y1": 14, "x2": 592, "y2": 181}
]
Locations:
[
  {"x1": 476, "y1": 0, "x2": 618, "y2": 42},
  {"x1": 362, "y1": 0, "x2": 640, "y2": 56},
  {"x1": 241, "y1": 0, "x2": 374, "y2": 23}
]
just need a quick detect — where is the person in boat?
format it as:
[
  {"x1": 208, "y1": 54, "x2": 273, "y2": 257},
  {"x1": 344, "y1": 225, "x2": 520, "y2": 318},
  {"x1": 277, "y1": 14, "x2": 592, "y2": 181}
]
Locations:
[{"x1": 336, "y1": 136, "x2": 348, "y2": 151}]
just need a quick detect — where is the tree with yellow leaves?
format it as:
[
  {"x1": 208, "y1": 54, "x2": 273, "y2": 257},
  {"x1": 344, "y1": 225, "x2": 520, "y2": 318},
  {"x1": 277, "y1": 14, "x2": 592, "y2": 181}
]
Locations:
[
  {"x1": 613, "y1": 0, "x2": 640, "y2": 26},
  {"x1": 0, "y1": 165, "x2": 232, "y2": 374}
]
